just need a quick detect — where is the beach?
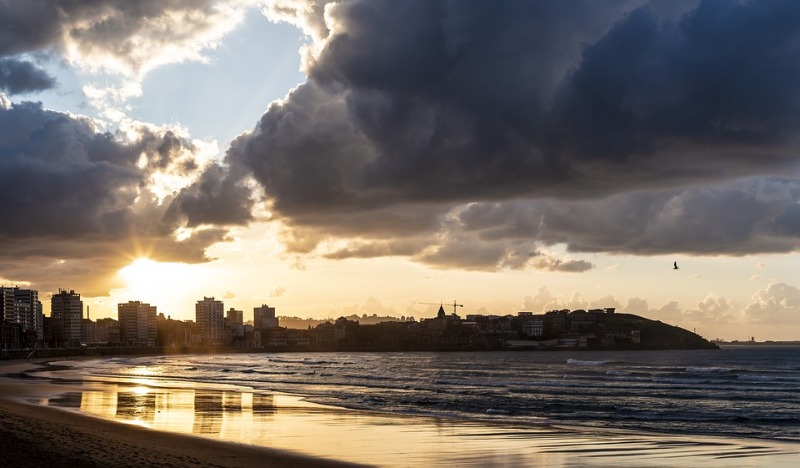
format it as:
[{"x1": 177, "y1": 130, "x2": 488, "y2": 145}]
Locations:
[
  {"x1": 2, "y1": 354, "x2": 800, "y2": 467},
  {"x1": 0, "y1": 360, "x2": 357, "y2": 468}
]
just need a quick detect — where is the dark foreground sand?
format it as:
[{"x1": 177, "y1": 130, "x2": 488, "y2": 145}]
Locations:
[{"x1": 0, "y1": 361, "x2": 359, "y2": 468}]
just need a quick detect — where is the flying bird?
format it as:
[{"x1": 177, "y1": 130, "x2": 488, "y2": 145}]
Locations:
[{"x1": 673, "y1": 261, "x2": 679, "y2": 270}]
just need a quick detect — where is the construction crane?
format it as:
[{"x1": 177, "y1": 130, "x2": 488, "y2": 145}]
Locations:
[{"x1": 419, "y1": 300, "x2": 464, "y2": 315}]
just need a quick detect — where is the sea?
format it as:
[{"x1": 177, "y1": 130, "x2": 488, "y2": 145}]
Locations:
[{"x1": 48, "y1": 345, "x2": 800, "y2": 444}]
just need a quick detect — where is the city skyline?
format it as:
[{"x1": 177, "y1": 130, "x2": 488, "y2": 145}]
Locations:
[{"x1": 2, "y1": 1, "x2": 800, "y2": 341}]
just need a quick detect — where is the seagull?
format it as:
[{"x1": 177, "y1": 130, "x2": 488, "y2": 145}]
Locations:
[{"x1": 673, "y1": 261, "x2": 679, "y2": 270}]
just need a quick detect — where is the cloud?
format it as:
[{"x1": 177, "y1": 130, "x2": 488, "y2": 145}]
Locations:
[
  {"x1": 653, "y1": 300, "x2": 683, "y2": 323},
  {"x1": 623, "y1": 292, "x2": 739, "y2": 327},
  {"x1": 5, "y1": 0, "x2": 800, "y2": 288},
  {"x1": 458, "y1": 178, "x2": 800, "y2": 256},
  {"x1": 338, "y1": 296, "x2": 398, "y2": 318},
  {"x1": 528, "y1": 254, "x2": 595, "y2": 273},
  {"x1": 590, "y1": 295, "x2": 622, "y2": 310},
  {"x1": 684, "y1": 293, "x2": 735, "y2": 324},
  {"x1": 522, "y1": 287, "x2": 558, "y2": 312},
  {"x1": 0, "y1": 0, "x2": 250, "y2": 77},
  {"x1": 0, "y1": 0, "x2": 252, "y2": 124},
  {"x1": 0, "y1": 99, "x2": 234, "y2": 294},
  {"x1": 0, "y1": 58, "x2": 56, "y2": 94},
  {"x1": 176, "y1": 0, "x2": 800, "y2": 271},
  {"x1": 521, "y1": 287, "x2": 595, "y2": 313},
  {"x1": 165, "y1": 163, "x2": 255, "y2": 228},
  {"x1": 744, "y1": 282, "x2": 800, "y2": 324}
]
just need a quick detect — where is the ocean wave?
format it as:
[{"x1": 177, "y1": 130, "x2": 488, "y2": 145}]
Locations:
[
  {"x1": 567, "y1": 359, "x2": 611, "y2": 366},
  {"x1": 738, "y1": 374, "x2": 800, "y2": 382},
  {"x1": 44, "y1": 349, "x2": 800, "y2": 444},
  {"x1": 686, "y1": 366, "x2": 735, "y2": 373}
]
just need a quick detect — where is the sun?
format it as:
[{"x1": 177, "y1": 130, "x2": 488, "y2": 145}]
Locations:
[
  {"x1": 116, "y1": 258, "x2": 210, "y2": 318},
  {"x1": 119, "y1": 258, "x2": 165, "y2": 287}
]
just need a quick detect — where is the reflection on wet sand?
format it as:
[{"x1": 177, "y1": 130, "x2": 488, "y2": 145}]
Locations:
[
  {"x1": 49, "y1": 384, "x2": 281, "y2": 436},
  {"x1": 118, "y1": 388, "x2": 156, "y2": 424},
  {"x1": 193, "y1": 391, "x2": 222, "y2": 434},
  {"x1": 44, "y1": 381, "x2": 800, "y2": 468}
]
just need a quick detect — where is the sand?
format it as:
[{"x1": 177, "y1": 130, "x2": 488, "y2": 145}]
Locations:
[{"x1": 0, "y1": 360, "x2": 359, "y2": 468}]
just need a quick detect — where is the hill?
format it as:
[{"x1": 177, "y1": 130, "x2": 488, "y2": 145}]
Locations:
[{"x1": 600, "y1": 313, "x2": 718, "y2": 350}]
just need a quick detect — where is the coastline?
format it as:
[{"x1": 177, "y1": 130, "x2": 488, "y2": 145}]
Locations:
[
  {"x1": 3, "y1": 356, "x2": 800, "y2": 467},
  {"x1": 0, "y1": 359, "x2": 359, "y2": 468}
]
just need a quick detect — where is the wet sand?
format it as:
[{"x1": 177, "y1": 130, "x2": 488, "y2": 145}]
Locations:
[
  {"x1": 0, "y1": 360, "x2": 357, "y2": 468},
  {"x1": 2, "y1": 359, "x2": 799, "y2": 467}
]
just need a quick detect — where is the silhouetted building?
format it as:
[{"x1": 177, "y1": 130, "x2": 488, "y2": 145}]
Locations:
[
  {"x1": 156, "y1": 314, "x2": 192, "y2": 347},
  {"x1": 253, "y1": 304, "x2": 278, "y2": 329},
  {"x1": 225, "y1": 308, "x2": 245, "y2": 342},
  {"x1": 0, "y1": 287, "x2": 43, "y2": 348},
  {"x1": 519, "y1": 314, "x2": 545, "y2": 337},
  {"x1": 95, "y1": 318, "x2": 121, "y2": 345},
  {"x1": 118, "y1": 301, "x2": 158, "y2": 347},
  {"x1": 196, "y1": 297, "x2": 224, "y2": 346},
  {"x1": 51, "y1": 289, "x2": 84, "y2": 347},
  {"x1": 226, "y1": 308, "x2": 243, "y2": 327}
]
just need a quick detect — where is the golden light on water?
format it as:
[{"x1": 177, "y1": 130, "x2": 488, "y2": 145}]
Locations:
[{"x1": 128, "y1": 366, "x2": 159, "y2": 377}]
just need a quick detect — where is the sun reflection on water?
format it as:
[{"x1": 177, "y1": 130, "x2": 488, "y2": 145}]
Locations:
[{"x1": 128, "y1": 366, "x2": 161, "y2": 377}]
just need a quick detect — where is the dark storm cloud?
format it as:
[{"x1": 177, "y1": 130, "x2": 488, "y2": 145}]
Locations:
[
  {"x1": 235, "y1": 0, "x2": 800, "y2": 208},
  {"x1": 0, "y1": 1, "x2": 60, "y2": 56},
  {"x1": 551, "y1": 0, "x2": 800, "y2": 168},
  {"x1": 4, "y1": 0, "x2": 795, "y2": 276},
  {"x1": 0, "y1": 58, "x2": 56, "y2": 94},
  {"x1": 165, "y1": 163, "x2": 254, "y2": 228},
  {"x1": 0, "y1": 99, "x2": 237, "y2": 292},
  {"x1": 456, "y1": 178, "x2": 800, "y2": 256},
  {"x1": 206, "y1": 0, "x2": 800, "y2": 268},
  {"x1": 0, "y1": 101, "x2": 139, "y2": 238}
]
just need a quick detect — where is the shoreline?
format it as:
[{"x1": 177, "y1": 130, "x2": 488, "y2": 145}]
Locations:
[
  {"x1": 0, "y1": 341, "x2": 720, "y2": 362},
  {"x1": 0, "y1": 359, "x2": 360, "y2": 468},
  {"x1": 3, "y1": 357, "x2": 800, "y2": 467}
]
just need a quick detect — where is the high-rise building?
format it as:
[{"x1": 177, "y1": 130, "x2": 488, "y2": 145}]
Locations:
[
  {"x1": 13, "y1": 288, "x2": 41, "y2": 335},
  {"x1": 253, "y1": 304, "x2": 278, "y2": 329},
  {"x1": 226, "y1": 308, "x2": 243, "y2": 327},
  {"x1": 226, "y1": 308, "x2": 244, "y2": 339},
  {"x1": 51, "y1": 289, "x2": 84, "y2": 347},
  {"x1": 196, "y1": 297, "x2": 224, "y2": 345},
  {"x1": 1, "y1": 287, "x2": 16, "y2": 348},
  {"x1": 118, "y1": 301, "x2": 158, "y2": 347}
]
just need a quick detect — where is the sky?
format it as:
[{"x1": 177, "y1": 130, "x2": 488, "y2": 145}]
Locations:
[{"x1": 1, "y1": 0, "x2": 800, "y2": 341}]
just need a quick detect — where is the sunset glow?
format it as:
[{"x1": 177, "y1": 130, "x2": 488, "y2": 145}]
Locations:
[
  {"x1": 2, "y1": 1, "x2": 800, "y2": 341},
  {"x1": 115, "y1": 258, "x2": 213, "y2": 317}
]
